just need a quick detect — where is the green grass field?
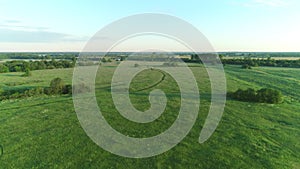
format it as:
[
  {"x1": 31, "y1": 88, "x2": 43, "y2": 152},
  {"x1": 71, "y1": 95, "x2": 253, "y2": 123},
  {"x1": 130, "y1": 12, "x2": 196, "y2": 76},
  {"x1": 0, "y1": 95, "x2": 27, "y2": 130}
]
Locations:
[{"x1": 0, "y1": 64, "x2": 299, "y2": 168}]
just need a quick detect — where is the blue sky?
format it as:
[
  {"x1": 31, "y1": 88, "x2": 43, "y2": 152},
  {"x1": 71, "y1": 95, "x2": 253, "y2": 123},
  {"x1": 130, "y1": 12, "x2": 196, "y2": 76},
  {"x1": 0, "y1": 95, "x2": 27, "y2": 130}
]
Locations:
[{"x1": 0, "y1": 0, "x2": 299, "y2": 52}]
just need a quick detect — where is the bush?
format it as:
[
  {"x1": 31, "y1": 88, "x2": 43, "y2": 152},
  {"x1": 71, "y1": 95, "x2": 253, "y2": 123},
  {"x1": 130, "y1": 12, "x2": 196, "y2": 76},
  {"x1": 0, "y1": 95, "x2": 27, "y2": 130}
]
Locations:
[
  {"x1": 0, "y1": 78, "x2": 72, "y2": 101},
  {"x1": 48, "y1": 78, "x2": 73, "y2": 95},
  {"x1": 22, "y1": 68, "x2": 32, "y2": 77},
  {"x1": 62, "y1": 84, "x2": 72, "y2": 94},
  {"x1": 242, "y1": 64, "x2": 252, "y2": 69},
  {"x1": 101, "y1": 58, "x2": 112, "y2": 63},
  {"x1": 256, "y1": 88, "x2": 283, "y2": 104},
  {"x1": 50, "y1": 78, "x2": 65, "y2": 94},
  {"x1": 0, "y1": 64, "x2": 9, "y2": 73},
  {"x1": 24, "y1": 87, "x2": 44, "y2": 97},
  {"x1": 228, "y1": 88, "x2": 283, "y2": 104}
]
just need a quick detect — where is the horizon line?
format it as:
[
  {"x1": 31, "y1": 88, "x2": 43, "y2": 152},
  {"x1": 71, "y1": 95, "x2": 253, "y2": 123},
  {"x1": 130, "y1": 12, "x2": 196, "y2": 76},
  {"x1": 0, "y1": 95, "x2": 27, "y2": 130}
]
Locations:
[{"x1": 1, "y1": 51, "x2": 300, "y2": 53}]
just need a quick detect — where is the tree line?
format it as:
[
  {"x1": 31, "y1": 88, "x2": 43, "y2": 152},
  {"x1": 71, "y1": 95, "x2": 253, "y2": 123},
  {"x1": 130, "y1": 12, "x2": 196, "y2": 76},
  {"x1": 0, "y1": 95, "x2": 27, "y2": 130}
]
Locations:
[
  {"x1": 220, "y1": 57, "x2": 300, "y2": 68},
  {"x1": 0, "y1": 59, "x2": 75, "y2": 73},
  {"x1": 187, "y1": 54, "x2": 300, "y2": 68},
  {"x1": 0, "y1": 52, "x2": 78, "y2": 60},
  {"x1": 218, "y1": 52, "x2": 300, "y2": 58}
]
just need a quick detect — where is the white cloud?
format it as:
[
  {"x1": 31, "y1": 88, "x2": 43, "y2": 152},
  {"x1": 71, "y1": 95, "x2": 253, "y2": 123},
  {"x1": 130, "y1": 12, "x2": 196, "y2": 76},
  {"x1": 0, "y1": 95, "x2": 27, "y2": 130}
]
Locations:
[
  {"x1": 0, "y1": 18, "x2": 48, "y2": 31},
  {"x1": 0, "y1": 28, "x2": 88, "y2": 43},
  {"x1": 0, "y1": 18, "x2": 89, "y2": 43}
]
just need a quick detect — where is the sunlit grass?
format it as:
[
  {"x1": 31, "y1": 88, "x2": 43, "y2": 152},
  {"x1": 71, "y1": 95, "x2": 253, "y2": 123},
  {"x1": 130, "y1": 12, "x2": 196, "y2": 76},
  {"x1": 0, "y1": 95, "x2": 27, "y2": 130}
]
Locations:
[{"x1": 0, "y1": 64, "x2": 299, "y2": 168}]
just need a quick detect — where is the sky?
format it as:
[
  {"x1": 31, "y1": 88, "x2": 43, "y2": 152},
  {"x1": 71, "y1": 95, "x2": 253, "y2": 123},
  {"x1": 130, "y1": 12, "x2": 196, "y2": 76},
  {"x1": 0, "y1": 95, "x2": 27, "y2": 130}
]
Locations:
[{"x1": 0, "y1": 0, "x2": 299, "y2": 52}]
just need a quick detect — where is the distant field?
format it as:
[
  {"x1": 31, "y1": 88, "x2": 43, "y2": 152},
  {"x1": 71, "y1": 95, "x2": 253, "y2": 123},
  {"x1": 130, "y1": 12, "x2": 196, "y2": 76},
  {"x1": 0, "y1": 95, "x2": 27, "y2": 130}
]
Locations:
[{"x1": 0, "y1": 64, "x2": 299, "y2": 168}]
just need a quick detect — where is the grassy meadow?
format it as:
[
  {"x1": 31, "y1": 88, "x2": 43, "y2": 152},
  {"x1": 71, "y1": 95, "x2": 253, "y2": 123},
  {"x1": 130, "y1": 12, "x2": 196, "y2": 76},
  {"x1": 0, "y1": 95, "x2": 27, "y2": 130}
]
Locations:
[{"x1": 0, "y1": 63, "x2": 299, "y2": 168}]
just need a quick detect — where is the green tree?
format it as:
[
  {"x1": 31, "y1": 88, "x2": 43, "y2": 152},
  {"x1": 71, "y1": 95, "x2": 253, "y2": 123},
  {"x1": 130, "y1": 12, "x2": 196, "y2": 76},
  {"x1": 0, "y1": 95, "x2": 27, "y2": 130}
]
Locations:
[
  {"x1": 50, "y1": 78, "x2": 65, "y2": 94},
  {"x1": 257, "y1": 88, "x2": 283, "y2": 104},
  {"x1": 22, "y1": 68, "x2": 32, "y2": 77},
  {"x1": 229, "y1": 88, "x2": 283, "y2": 104},
  {"x1": 0, "y1": 64, "x2": 9, "y2": 73}
]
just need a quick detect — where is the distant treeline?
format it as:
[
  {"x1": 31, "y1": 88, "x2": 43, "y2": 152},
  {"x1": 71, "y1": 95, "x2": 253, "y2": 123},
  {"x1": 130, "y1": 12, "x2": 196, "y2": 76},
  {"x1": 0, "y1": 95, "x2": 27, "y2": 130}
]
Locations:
[
  {"x1": 186, "y1": 54, "x2": 300, "y2": 68},
  {"x1": 218, "y1": 52, "x2": 300, "y2": 58},
  {"x1": 220, "y1": 57, "x2": 300, "y2": 68},
  {"x1": 1, "y1": 52, "x2": 300, "y2": 69},
  {"x1": 0, "y1": 59, "x2": 75, "y2": 73},
  {"x1": 0, "y1": 52, "x2": 78, "y2": 60},
  {"x1": 1, "y1": 52, "x2": 300, "y2": 60}
]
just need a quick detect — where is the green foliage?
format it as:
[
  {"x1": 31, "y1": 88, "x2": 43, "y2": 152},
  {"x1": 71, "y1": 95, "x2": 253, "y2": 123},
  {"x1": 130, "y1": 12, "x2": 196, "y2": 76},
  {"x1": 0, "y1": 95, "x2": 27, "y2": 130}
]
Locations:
[
  {"x1": 49, "y1": 78, "x2": 65, "y2": 94},
  {"x1": 134, "y1": 63, "x2": 139, "y2": 67},
  {"x1": 229, "y1": 88, "x2": 283, "y2": 104},
  {"x1": 241, "y1": 64, "x2": 252, "y2": 69},
  {"x1": 256, "y1": 88, "x2": 283, "y2": 104},
  {"x1": 0, "y1": 52, "x2": 78, "y2": 60},
  {"x1": 47, "y1": 78, "x2": 72, "y2": 95},
  {"x1": 191, "y1": 54, "x2": 199, "y2": 60},
  {"x1": 62, "y1": 84, "x2": 72, "y2": 94},
  {"x1": 222, "y1": 57, "x2": 300, "y2": 68},
  {"x1": 22, "y1": 68, "x2": 32, "y2": 77},
  {"x1": 0, "y1": 64, "x2": 9, "y2": 73},
  {"x1": 0, "y1": 87, "x2": 45, "y2": 100},
  {"x1": 100, "y1": 57, "x2": 113, "y2": 63},
  {"x1": 0, "y1": 60, "x2": 74, "y2": 74}
]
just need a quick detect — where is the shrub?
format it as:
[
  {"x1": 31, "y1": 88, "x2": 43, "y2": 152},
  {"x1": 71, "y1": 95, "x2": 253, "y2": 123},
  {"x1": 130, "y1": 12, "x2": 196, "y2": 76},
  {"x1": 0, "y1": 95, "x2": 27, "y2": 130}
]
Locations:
[
  {"x1": 0, "y1": 64, "x2": 9, "y2": 73},
  {"x1": 50, "y1": 78, "x2": 65, "y2": 94},
  {"x1": 62, "y1": 84, "x2": 72, "y2": 94},
  {"x1": 228, "y1": 88, "x2": 283, "y2": 104},
  {"x1": 256, "y1": 88, "x2": 283, "y2": 104},
  {"x1": 22, "y1": 68, "x2": 32, "y2": 77},
  {"x1": 0, "y1": 79, "x2": 72, "y2": 101},
  {"x1": 241, "y1": 64, "x2": 252, "y2": 69},
  {"x1": 44, "y1": 87, "x2": 51, "y2": 95}
]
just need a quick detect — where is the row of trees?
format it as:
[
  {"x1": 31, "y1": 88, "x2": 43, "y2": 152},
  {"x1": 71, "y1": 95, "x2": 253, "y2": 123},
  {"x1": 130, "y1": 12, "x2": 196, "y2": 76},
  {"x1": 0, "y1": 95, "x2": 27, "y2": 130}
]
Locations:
[
  {"x1": 218, "y1": 52, "x2": 300, "y2": 58},
  {"x1": 221, "y1": 57, "x2": 300, "y2": 68},
  {"x1": 0, "y1": 78, "x2": 72, "y2": 101},
  {"x1": 0, "y1": 59, "x2": 75, "y2": 73},
  {"x1": 0, "y1": 53, "x2": 78, "y2": 60},
  {"x1": 186, "y1": 54, "x2": 300, "y2": 68},
  {"x1": 228, "y1": 88, "x2": 283, "y2": 104}
]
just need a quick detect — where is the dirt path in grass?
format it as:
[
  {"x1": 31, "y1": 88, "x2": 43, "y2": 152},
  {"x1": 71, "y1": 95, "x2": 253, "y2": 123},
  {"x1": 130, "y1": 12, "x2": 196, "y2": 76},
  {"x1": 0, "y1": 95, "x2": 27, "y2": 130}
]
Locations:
[{"x1": 132, "y1": 69, "x2": 166, "y2": 92}]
